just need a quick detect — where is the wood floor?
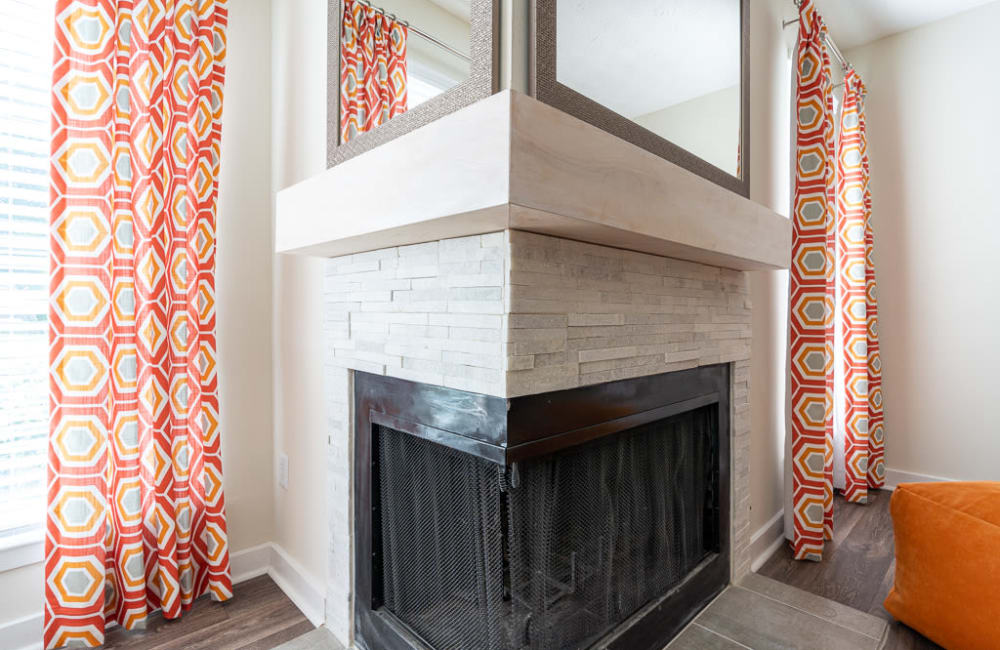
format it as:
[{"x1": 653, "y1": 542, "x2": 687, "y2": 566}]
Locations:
[
  {"x1": 96, "y1": 492, "x2": 937, "y2": 649},
  {"x1": 101, "y1": 575, "x2": 314, "y2": 650},
  {"x1": 758, "y1": 489, "x2": 941, "y2": 650}
]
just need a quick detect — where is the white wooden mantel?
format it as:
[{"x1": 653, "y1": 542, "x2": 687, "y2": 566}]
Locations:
[{"x1": 276, "y1": 90, "x2": 790, "y2": 271}]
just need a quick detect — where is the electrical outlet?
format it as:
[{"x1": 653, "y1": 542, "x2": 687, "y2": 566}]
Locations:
[{"x1": 278, "y1": 453, "x2": 289, "y2": 489}]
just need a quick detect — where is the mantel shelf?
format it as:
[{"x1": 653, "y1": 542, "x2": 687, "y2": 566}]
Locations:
[{"x1": 275, "y1": 90, "x2": 790, "y2": 271}]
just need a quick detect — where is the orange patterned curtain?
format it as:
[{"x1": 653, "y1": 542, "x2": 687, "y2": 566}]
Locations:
[
  {"x1": 789, "y1": 0, "x2": 836, "y2": 562},
  {"x1": 340, "y1": 0, "x2": 408, "y2": 143},
  {"x1": 46, "y1": 1, "x2": 231, "y2": 647},
  {"x1": 836, "y1": 70, "x2": 885, "y2": 503}
]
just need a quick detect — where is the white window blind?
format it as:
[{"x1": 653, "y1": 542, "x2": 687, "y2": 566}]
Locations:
[{"x1": 1, "y1": 0, "x2": 55, "y2": 543}]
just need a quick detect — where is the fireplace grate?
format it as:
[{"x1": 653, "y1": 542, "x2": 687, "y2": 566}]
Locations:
[{"x1": 374, "y1": 405, "x2": 718, "y2": 650}]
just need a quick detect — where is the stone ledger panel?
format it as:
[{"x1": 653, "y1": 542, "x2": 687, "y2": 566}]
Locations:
[
  {"x1": 321, "y1": 230, "x2": 753, "y2": 639},
  {"x1": 323, "y1": 232, "x2": 509, "y2": 396},
  {"x1": 505, "y1": 230, "x2": 750, "y2": 397}
]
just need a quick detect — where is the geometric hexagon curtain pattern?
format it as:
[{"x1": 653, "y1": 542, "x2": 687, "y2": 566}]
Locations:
[
  {"x1": 790, "y1": 0, "x2": 884, "y2": 561},
  {"x1": 790, "y1": 0, "x2": 838, "y2": 562},
  {"x1": 46, "y1": 1, "x2": 230, "y2": 647},
  {"x1": 836, "y1": 69, "x2": 885, "y2": 503},
  {"x1": 340, "y1": 0, "x2": 407, "y2": 143}
]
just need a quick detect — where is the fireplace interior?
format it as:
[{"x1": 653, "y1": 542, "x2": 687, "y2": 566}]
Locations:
[{"x1": 354, "y1": 366, "x2": 731, "y2": 650}]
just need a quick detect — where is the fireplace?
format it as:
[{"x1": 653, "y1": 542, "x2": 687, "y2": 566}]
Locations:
[{"x1": 354, "y1": 365, "x2": 731, "y2": 650}]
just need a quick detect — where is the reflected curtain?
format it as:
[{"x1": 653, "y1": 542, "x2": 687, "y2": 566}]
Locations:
[
  {"x1": 340, "y1": 0, "x2": 408, "y2": 143},
  {"x1": 46, "y1": 1, "x2": 231, "y2": 647},
  {"x1": 836, "y1": 70, "x2": 885, "y2": 503},
  {"x1": 789, "y1": 0, "x2": 836, "y2": 562}
]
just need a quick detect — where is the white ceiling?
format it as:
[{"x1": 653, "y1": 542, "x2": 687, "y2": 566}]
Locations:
[
  {"x1": 557, "y1": 0, "x2": 740, "y2": 118},
  {"x1": 812, "y1": 0, "x2": 996, "y2": 49}
]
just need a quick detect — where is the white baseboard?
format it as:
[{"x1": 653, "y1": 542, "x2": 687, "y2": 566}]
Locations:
[
  {"x1": 750, "y1": 509, "x2": 786, "y2": 573},
  {"x1": 264, "y1": 544, "x2": 326, "y2": 627},
  {"x1": 0, "y1": 613, "x2": 42, "y2": 650},
  {"x1": 0, "y1": 543, "x2": 324, "y2": 650},
  {"x1": 884, "y1": 468, "x2": 957, "y2": 490},
  {"x1": 230, "y1": 542, "x2": 273, "y2": 583},
  {"x1": 231, "y1": 542, "x2": 326, "y2": 627}
]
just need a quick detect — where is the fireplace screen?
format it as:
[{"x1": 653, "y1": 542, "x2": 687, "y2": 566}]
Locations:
[
  {"x1": 374, "y1": 404, "x2": 720, "y2": 650},
  {"x1": 376, "y1": 424, "x2": 506, "y2": 649}
]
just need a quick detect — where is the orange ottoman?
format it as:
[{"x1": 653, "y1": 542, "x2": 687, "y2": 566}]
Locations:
[{"x1": 884, "y1": 481, "x2": 1000, "y2": 650}]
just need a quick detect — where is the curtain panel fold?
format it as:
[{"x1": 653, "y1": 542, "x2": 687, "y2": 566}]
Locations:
[
  {"x1": 46, "y1": 1, "x2": 231, "y2": 647},
  {"x1": 836, "y1": 70, "x2": 885, "y2": 503},
  {"x1": 789, "y1": 0, "x2": 836, "y2": 562},
  {"x1": 789, "y1": 0, "x2": 885, "y2": 562},
  {"x1": 340, "y1": 0, "x2": 408, "y2": 143}
]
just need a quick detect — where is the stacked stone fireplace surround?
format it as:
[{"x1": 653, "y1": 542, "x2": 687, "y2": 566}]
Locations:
[{"x1": 320, "y1": 229, "x2": 753, "y2": 641}]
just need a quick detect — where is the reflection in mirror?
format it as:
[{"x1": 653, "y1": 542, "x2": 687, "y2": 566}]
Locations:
[
  {"x1": 340, "y1": 0, "x2": 471, "y2": 143},
  {"x1": 556, "y1": 0, "x2": 741, "y2": 176}
]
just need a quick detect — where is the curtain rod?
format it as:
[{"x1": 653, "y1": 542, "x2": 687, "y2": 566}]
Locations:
[
  {"x1": 354, "y1": 0, "x2": 472, "y2": 63},
  {"x1": 782, "y1": 16, "x2": 851, "y2": 71}
]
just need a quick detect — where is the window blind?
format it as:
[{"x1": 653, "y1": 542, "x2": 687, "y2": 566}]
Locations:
[{"x1": 1, "y1": 0, "x2": 55, "y2": 542}]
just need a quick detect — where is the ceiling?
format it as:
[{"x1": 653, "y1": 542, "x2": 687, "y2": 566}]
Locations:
[
  {"x1": 812, "y1": 0, "x2": 996, "y2": 49},
  {"x1": 557, "y1": 0, "x2": 740, "y2": 118}
]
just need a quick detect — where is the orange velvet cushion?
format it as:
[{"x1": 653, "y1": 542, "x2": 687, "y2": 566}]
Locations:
[{"x1": 884, "y1": 481, "x2": 1000, "y2": 650}]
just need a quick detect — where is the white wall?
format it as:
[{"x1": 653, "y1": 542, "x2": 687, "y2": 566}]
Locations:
[
  {"x1": 844, "y1": 1, "x2": 1000, "y2": 482},
  {"x1": 633, "y1": 85, "x2": 741, "y2": 176},
  {"x1": 270, "y1": 0, "x2": 332, "y2": 630},
  {"x1": 746, "y1": 0, "x2": 792, "y2": 539},
  {"x1": 217, "y1": 0, "x2": 277, "y2": 558}
]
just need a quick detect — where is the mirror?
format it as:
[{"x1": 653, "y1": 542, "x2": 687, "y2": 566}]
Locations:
[
  {"x1": 331, "y1": 0, "x2": 496, "y2": 166},
  {"x1": 534, "y1": 0, "x2": 748, "y2": 195},
  {"x1": 357, "y1": 0, "x2": 471, "y2": 114}
]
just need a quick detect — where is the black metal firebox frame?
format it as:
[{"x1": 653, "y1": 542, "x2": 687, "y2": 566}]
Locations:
[{"x1": 353, "y1": 364, "x2": 732, "y2": 650}]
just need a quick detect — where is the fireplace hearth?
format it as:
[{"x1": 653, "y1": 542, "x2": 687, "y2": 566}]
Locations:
[{"x1": 354, "y1": 365, "x2": 731, "y2": 650}]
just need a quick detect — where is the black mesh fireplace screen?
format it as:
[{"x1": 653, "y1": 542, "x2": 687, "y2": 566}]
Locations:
[
  {"x1": 376, "y1": 425, "x2": 506, "y2": 649},
  {"x1": 374, "y1": 404, "x2": 720, "y2": 650}
]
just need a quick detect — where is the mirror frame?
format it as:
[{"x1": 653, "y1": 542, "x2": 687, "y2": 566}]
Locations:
[
  {"x1": 530, "y1": 0, "x2": 750, "y2": 197},
  {"x1": 328, "y1": 0, "x2": 500, "y2": 167}
]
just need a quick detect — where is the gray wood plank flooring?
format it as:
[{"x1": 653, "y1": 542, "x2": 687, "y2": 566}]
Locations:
[
  {"x1": 757, "y1": 489, "x2": 941, "y2": 650},
  {"x1": 97, "y1": 490, "x2": 936, "y2": 649},
  {"x1": 101, "y1": 575, "x2": 314, "y2": 649}
]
